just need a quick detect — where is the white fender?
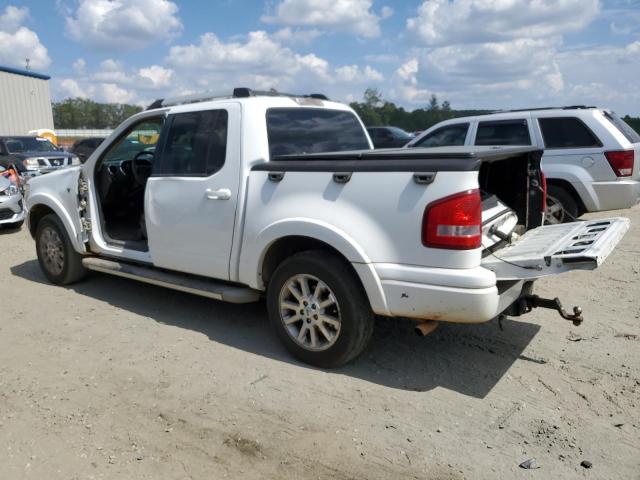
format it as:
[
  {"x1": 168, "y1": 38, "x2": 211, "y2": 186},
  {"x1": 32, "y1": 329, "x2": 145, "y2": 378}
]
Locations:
[
  {"x1": 238, "y1": 218, "x2": 390, "y2": 315},
  {"x1": 27, "y1": 192, "x2": 86, "y2": 253}
]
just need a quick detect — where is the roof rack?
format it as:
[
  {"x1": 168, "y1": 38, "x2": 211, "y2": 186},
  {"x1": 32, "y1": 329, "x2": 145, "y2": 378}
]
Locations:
[
  {"x1": 492, "y1": 105, "x2": 597, "y2": 114},
  {"x1": 147, "y1": 88, "x2": 330, "y2": 110}
]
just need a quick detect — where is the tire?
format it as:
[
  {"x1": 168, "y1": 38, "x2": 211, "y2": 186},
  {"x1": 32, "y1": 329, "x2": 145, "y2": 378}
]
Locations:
[
  {"x1": 267, "y1": 250, "x2": 374, "y2": 368},
  {"x1": 35, "y1": 214, "x2": 87, "y2": 285},
  {"x1": 545, "y1": 185, "x2": 579, "y2": 224}
]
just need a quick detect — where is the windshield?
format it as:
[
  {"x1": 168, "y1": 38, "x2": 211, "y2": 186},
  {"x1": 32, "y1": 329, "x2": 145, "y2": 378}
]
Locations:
[
  {"x1": 266, "y1": 108, "x2": 370, "y2": 159},
  {"x1": 5, "y1": 137, "x2": 58, "y2": 153}
]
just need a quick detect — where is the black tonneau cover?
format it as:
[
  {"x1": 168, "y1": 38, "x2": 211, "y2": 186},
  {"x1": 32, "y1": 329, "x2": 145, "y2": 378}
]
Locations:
[{"x1": 254, "y1": 146, "x2": 542, "y2": 173}]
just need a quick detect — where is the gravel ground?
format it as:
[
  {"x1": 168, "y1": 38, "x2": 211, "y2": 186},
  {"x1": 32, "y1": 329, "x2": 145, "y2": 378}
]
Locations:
[{"x1": 0, "y1": 206, "x2": 638, "y2": 479}]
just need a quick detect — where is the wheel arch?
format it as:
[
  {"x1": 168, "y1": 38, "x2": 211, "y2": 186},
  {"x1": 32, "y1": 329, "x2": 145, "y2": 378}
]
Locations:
[
  {"x1": 250, "y1": 226, "x2": 389, "y2": 316},
  {"x1": 27, "y1": 196, "x2": 86, "y2": 253},
  {"x1": 546, "y1": 178, "x2": 587, "y2": 216}
]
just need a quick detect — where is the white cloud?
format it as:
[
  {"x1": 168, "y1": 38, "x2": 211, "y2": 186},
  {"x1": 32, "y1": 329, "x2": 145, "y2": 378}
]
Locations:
[
  {"x1": 56, "y1": 59, "x2": 173, "y2": 105},
  {"x1": 262, "y1": 0, "x2": 390, "y2": 38},
  {"x1": 54, "y1": 30, "x2": 383, "y2": 105},
  {"x1": 66, "y1": 0, "x2": 182, "y2": 50},
  {"x1": 0, "y1": 5, "x2": 28, "y2": 31},
  {"x1": 335, "y1": 65, "x2": 383, "y2": 83},
  {"x1": 555, "y1": 41, "x2": 640, "y2": 109},
  {"x1": 0, "y1": 5, "x2": 50, "y2": 69},
  {"x1": 59, "y1": 78, "x2": 87, "y2": 98},
  {"x1": 138, "y1": 65, "x2": 173, "y2": 88},
  {"x1": 407, "y1": 0, "x2": 600, "y2": 46},
  {"x1": 392, "y1": 38, "x2": 566, "y2": 108},
  {"x1": 273, "y1": 27, "x2": 323, "y2": 45},
  {"x1": 73, "y1": 58, "x2": 86, "y2": 74},
  {"x1": 99, "y1": 83, "x2": 135, "y2": 103},
  {"x1": 165, "y1": 30, "x2": 382, "y2": 96}
]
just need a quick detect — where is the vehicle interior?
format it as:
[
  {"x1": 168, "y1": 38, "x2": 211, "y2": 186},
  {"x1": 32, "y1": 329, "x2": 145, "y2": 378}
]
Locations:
[{"x1": 94, "y1": 117, "x2": 164, "y2": 251}]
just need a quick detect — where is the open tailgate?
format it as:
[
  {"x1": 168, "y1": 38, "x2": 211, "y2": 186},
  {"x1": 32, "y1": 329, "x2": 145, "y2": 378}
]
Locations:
[{"x1": 483, "y1": 217, "x2": 629, "y2": 280}]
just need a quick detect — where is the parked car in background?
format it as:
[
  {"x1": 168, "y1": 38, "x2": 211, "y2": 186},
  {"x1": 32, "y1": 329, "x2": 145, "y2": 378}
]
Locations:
[
  {"x1": 70, "y1": 137, "x2": 105, "y2": 163},
  {"x1": 0, "y1": 165, "x2": 25, "y2": 229},
  {"x1": 0, "y1": 136, "x2": 81, "y2": 178},
  {"x1": 25, "y1": 89, "x2": 629, "y2": 368},
  {"x1": 406, "y1": 107, "x2": 640, "y2": 223},
  {"x1": 367, "y1": 126, "x2": 414, "y2": 149}
]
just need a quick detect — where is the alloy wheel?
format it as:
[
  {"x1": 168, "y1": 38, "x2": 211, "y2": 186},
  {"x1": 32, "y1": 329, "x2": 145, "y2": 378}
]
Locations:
[
  {"x1": 278, "y1": 274, "x2": 342, "y2": 352},
  {"x1": 39, "y1": 227, "x2": 65, "y2": 276}
]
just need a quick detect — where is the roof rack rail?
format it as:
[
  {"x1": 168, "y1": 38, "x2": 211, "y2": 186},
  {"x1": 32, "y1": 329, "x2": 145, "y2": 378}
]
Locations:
[
  {"x1": 492, "y1": 105, "x2": 597, "y2": 114},
  {"x1": 146, "y1": 88, "x2": 330, "y2": 110}
]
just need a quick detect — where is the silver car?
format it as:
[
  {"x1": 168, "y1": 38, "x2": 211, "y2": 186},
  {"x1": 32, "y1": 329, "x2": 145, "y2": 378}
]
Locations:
[
  {"x1": 0, "y1": 168, "x2": 25, "y2": 229},
  {"x1": 406, "y1": 107, "x2": 640, "y2": 223}
]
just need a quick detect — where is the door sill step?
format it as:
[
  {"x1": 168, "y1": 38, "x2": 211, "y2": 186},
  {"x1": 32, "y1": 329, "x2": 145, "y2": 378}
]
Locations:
[{"x1": 82, "y1": 257, "x2": 261, "y2": 304}]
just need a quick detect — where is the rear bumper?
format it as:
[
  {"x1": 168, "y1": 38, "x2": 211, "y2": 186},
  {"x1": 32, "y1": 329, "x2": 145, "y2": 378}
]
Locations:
[
  {"x1": 584, "y1": 179, "x2": 640, "y2": 211},
  {"x1": 357, "y1": 263, "x2": 526, "y2": 323}
]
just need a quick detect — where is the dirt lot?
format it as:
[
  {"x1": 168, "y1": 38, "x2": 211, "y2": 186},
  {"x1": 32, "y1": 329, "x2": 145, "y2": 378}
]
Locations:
[{"x1": 1, "y1": 207, "x2": 639, "y2": 480}]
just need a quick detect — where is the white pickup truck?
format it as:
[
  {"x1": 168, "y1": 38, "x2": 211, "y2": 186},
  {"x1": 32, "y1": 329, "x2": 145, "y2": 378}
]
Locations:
[{"x1": 25, "y1": 89, "x2": 630, "y2": 367}]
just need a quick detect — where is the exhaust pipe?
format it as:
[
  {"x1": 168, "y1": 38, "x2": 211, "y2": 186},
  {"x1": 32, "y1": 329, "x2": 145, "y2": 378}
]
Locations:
[{"x1": 414, "y1": 320, "x2": 438, "y2": 337}]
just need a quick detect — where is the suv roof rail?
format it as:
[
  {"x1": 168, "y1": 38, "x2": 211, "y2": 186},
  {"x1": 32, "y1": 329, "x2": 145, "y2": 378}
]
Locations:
[
  {"x1": 491, "y1": 105, "x2": 598, "y2": 114},
  {"x1": 146, "y1": 88, "x2": 330, "y2": 110}
]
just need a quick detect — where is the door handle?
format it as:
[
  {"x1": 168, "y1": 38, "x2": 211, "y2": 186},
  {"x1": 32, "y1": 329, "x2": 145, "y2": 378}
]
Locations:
[{"x1": 205, "y1": 188, "x2": 232, "y2": 200}]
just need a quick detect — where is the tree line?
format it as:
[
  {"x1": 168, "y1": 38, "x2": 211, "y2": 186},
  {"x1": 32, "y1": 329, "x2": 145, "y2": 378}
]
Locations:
[
  {"x1": 52, "y1": 92, "x2": 640, "y2": 134},
  {"x1": 53, "y1": 98, "x2": 143, "y2": 129}
]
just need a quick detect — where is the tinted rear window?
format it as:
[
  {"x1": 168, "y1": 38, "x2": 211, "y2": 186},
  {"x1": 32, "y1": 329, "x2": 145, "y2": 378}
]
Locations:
[
  {"x1": 603, "y1": 111, "x2": 640, "y2": 143},
  {"x1": 539, "y1": 117, "x2": 601, "y2": 148},
  {"x1": 475, "y1": 119, "x2": 531, "y2": 146},
  {"x1": 267, "y1": 108, "x2": 370, "y2": 159}
]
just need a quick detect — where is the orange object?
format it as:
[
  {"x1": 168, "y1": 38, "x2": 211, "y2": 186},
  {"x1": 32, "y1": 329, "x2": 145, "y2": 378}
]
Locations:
[{"x1": 1, "y1": 166, "x2": 20, "y2": 188}]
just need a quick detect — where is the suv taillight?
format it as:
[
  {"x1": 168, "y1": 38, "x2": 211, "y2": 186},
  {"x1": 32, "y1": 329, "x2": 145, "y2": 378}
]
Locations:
[
  {"x1": 422, "y1": 189, "x2": 482, "y2": 250},
  {"x1": 605, "y1": 150, "x2": 634, "y2": 177}
]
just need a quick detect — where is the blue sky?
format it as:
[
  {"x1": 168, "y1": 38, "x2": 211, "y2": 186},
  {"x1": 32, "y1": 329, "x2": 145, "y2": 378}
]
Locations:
[{"x1": 1, "y1": 0, "x2": 640, "y2": 115}]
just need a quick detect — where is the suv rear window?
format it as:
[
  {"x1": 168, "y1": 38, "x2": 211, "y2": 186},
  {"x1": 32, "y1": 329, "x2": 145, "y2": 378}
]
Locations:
[
  {"x1": 475, "y1": 119, "x2": 531, "y2": 146},
  {"x1": 602, "y1": 111, "x2": 640, "y2": 144},
  {"x1": 539, "y1": 117, "x2": 601, "y2": 148},
  {"x1": 267, "y1": 108, "x2": 370, "y2": 159}
]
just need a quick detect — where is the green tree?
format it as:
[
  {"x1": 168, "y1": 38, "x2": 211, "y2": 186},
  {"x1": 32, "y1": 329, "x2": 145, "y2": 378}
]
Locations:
[{"x1": 52, "y1": 98, "x2": 143, "y2": 129}]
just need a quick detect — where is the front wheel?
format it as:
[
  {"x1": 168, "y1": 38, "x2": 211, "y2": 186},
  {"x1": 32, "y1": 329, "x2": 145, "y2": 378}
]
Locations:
[
  {"x1": 267, "y1": 250, "x2": 374, "y2": 368},
  {"x1": 35, "y1": 214, "x2": 87, "y2": 285}
]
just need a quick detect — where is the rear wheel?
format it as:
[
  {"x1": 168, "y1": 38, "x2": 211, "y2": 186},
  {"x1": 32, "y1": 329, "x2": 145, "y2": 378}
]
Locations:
[
  {"x1": 35, "y1": 214, "x2": 86, "y2": 285},
  {"x1": 545, "y1": 185, "x2": 579, "y2": 224},
  {"x1": 267, "y1": 250, "x2": 374, "y2": 368}
]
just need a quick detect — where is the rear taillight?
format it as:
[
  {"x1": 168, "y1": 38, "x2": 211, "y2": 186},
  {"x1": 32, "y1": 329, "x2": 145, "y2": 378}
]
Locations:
[
  {"x1": 540, "y1": 171, "x2": 547, "y2": 213},
  {"x1": 422, "y1": 189, "x2": 482, "y2": 250},
  {"x1": 605, "y1": 150, "x2": 634, "y2": 177}
]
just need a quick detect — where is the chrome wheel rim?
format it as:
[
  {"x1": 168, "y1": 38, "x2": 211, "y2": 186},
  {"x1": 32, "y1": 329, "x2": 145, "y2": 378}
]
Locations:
[
  {"x1": 545, "y1": 195, "x2": 564, "y2": 224},
  {"x1": 278, "y1": 274, "x2": 341, "y2": 352},
  {"x1": 39, "y1": 227, "x2": 64, "y2": 276}
]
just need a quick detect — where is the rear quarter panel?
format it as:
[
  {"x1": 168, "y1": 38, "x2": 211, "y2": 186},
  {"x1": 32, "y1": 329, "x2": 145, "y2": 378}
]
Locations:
[{"x1": 238, "y1": 169, "x2": 481, "y2": 289}]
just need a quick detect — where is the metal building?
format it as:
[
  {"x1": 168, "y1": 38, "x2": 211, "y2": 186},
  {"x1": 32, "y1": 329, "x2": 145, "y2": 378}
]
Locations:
[{"x1": 0, "y1": 65, "x2": 54, "y2": 135}]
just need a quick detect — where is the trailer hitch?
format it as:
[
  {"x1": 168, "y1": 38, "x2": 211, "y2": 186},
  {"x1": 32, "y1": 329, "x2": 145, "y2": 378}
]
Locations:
[{"x1": 525, "y1": 295, "x2": 583, "y2": 326}]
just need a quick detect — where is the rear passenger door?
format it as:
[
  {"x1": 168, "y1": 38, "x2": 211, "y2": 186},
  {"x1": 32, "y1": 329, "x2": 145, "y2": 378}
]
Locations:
[
  {"x1": 411, "y1": 123, "x2": 470, "y2": 148},
  {"x1": 474, "y1": 118, "x2": 533, "y2": 146},
  {"x1": 145, "y1": 103, "x2": 241, "y2": 280}
]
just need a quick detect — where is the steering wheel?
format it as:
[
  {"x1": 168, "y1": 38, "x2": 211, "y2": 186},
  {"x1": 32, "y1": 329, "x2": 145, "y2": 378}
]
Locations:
[{"x1": 131, "y1": 150, "x2": 154, "y2": 186}]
